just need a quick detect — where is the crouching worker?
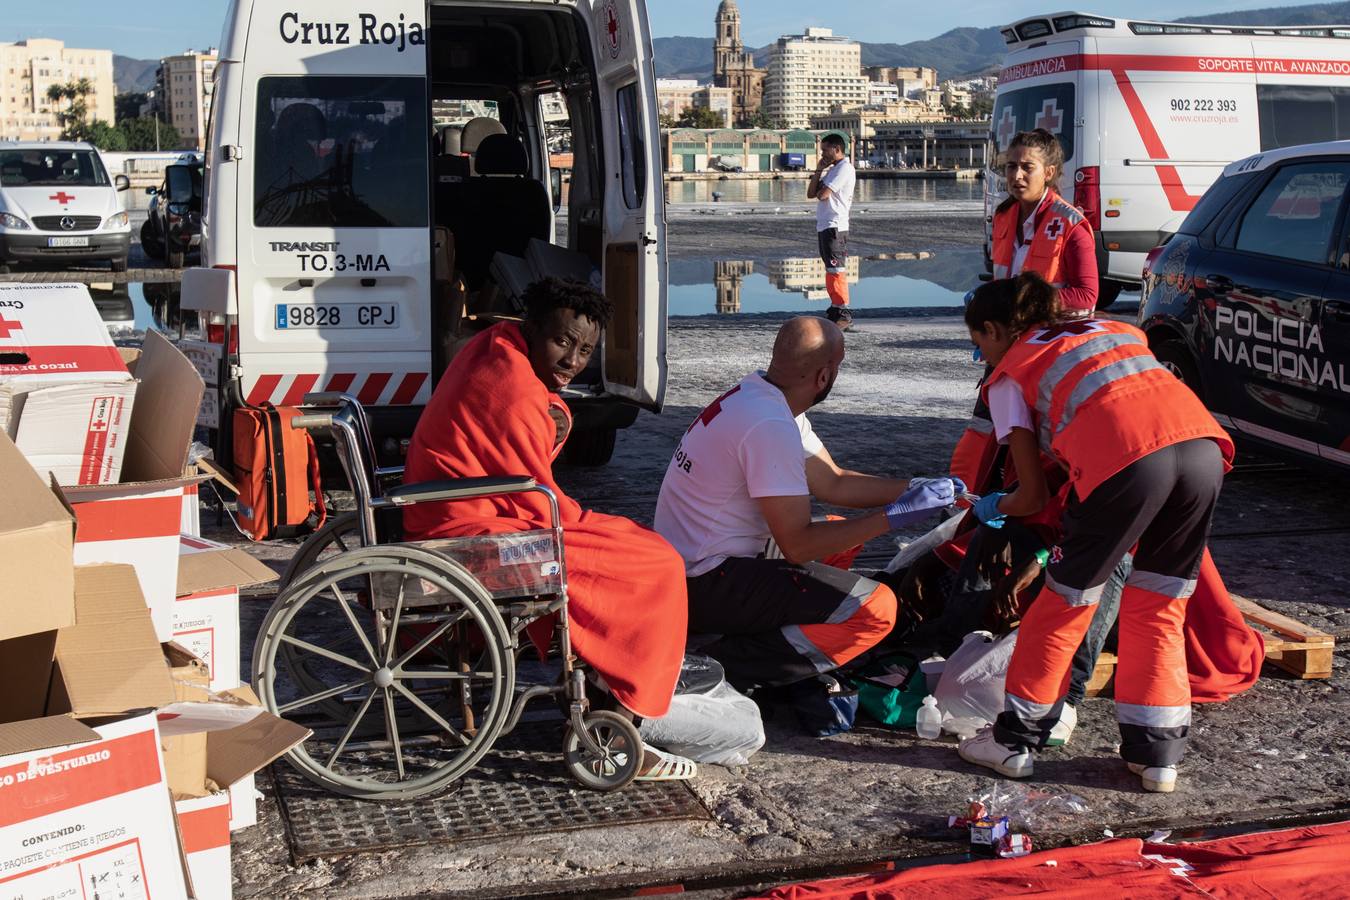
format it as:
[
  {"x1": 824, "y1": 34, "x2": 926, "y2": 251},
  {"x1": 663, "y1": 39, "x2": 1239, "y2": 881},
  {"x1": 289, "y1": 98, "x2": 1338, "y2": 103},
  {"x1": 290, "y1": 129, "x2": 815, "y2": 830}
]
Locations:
[
  {"x1": 957, "y1": 273, "x2": 1234, "y2": 793},
  {"x1": 654, "y1": 316, "x2": 959, "y2": 691},
  {"x1": 403, "y1": 277, "x2": 695, "y2": 781}
]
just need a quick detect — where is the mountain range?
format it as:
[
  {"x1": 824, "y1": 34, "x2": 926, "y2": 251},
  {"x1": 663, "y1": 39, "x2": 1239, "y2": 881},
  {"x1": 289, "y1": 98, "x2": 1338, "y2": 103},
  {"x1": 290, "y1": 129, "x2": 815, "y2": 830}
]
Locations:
[
  {"x1": 110, "y1": 1, "x2": 1350, "y2": 95},
  {"x1": 653, "y1": 0, "x2": 1350, "y2": 82}
]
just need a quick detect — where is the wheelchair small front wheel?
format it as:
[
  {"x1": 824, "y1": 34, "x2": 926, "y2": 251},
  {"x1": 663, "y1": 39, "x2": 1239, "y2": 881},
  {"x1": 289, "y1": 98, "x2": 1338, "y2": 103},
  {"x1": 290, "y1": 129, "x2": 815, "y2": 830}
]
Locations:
[{"x1": 562, "y1": 711, "x2": 642, "y2": 792}]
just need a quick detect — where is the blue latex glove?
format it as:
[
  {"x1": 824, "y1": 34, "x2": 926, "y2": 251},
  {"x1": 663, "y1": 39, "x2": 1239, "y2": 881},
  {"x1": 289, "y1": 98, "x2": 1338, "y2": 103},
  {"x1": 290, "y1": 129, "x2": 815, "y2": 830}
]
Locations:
[
  {"x1": 885, "y1": 478, "x2": 957, "y2": 530},
  {"x1": 972, "y1": 491, "x2": 1008, "y2": 529}
]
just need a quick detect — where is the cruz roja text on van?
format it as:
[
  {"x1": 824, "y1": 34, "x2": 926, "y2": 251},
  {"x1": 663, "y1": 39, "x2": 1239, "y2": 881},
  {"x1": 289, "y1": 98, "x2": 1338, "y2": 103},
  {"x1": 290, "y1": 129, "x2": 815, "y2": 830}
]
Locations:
[
  {"x1": 1213, "y1": 306, "x2": 1350, "y2": 392},
  {"x1": 278, "y1": 12, "x2": 425, "y2": 52}
]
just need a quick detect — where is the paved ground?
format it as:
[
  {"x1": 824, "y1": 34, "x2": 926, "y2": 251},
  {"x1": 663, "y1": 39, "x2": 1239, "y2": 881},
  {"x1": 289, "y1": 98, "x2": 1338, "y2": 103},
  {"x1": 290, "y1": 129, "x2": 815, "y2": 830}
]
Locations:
[{"x1": 210, "y1": 206, "x2": 1350, "y2": 898}]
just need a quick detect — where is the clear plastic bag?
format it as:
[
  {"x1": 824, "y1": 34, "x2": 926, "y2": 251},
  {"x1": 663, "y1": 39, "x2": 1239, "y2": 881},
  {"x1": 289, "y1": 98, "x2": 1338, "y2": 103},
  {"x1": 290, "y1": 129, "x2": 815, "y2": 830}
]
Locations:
[
  {"x1": 639, "y1": 681, "x2": 765, "y2": 767},
  {"x1": 934, "y1": 630, "x2": 1017, "y2": 726},
  {"x1": 970, "y1": 780, "x2": 1091, "y2": 833}
]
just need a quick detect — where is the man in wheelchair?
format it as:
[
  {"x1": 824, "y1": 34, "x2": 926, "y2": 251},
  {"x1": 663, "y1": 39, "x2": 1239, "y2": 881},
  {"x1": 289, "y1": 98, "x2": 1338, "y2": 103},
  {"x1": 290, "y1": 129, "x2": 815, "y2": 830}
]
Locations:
[{"x1": 403, "y1": 277, "x2": 696, "y2": 780}]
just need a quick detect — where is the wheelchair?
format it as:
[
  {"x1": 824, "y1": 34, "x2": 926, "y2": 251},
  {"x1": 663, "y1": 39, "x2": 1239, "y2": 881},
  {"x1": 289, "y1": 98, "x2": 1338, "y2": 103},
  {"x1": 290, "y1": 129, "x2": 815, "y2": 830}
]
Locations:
[{"x1": 251, "y1": 393, "x2": 644, "y2": 799}]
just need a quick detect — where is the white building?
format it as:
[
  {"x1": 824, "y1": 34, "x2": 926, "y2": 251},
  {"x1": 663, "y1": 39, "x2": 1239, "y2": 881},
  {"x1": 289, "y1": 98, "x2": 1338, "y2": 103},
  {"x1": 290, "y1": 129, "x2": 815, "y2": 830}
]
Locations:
[
  {"x1": 763, "y1": 28, "x2": 868, "y2": 129},
  {"x1": 868, "y1": 82, "x2": 900, "y2": 105},
  {"x1": 656, "y1": 78, "x2": 699, "y2": 121},
  {"x1": 158, "y1": 48, "x2": 217, "y2": 150},
  {"x1": 0, "y1": 39, "x2": 115, "y2": 142}
]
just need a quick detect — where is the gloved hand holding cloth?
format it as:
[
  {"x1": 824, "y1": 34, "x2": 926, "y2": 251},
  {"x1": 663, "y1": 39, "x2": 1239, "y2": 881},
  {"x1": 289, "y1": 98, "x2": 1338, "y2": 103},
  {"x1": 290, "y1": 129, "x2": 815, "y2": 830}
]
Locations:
[{"x1": 885, "y1": 477, "x2": 964, "y2": 530}]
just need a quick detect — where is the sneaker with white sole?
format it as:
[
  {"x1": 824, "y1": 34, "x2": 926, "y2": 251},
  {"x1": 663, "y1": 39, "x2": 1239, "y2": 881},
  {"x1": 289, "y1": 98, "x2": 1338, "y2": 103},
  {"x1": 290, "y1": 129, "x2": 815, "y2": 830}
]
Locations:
[
  {"x1": 1127, "y1": 762, "x2": 1177, "y2": 793},
  {"x1": 1045, "y1": 703, "x2": 1077, "y2": 748},
  {"x1": 958, "y1": 728, "x2": 1033, "y2": 778}
]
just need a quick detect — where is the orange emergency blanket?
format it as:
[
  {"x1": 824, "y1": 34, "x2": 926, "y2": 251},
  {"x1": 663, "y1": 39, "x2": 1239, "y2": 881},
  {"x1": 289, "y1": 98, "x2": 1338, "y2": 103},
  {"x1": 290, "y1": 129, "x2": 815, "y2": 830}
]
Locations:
[
  {"x1": 403, "y1": 322, "x2": 687, "y2": 718},
  {"x1": 759, "y1": 820, "x2": 1350, "y2": 899}
]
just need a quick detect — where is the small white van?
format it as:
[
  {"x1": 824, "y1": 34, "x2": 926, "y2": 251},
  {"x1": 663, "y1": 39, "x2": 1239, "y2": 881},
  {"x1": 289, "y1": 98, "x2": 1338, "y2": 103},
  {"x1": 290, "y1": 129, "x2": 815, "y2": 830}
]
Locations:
[
  {"x1": 985, "y1": 11, "x2": 1350, "y2": 306},
  {"x1": 189, "y1": 0, "x2": 666, "y2": 466},
  {"x1": 0, "y1": 142, "x2": 132, "y2": 273}
]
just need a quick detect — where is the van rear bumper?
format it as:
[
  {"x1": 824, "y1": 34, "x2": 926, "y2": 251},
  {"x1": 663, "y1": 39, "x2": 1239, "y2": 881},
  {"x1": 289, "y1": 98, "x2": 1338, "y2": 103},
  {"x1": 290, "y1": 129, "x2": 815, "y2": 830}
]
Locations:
[{"x1": 0, "y1": 231, "x2": 131, "y2": 262}]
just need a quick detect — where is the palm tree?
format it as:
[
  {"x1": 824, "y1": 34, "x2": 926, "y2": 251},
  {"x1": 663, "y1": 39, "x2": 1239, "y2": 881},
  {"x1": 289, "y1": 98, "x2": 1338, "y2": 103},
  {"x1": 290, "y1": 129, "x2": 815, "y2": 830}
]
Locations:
[{"x1": 74, "y1": 77, "x2": 93, "y2": 100}]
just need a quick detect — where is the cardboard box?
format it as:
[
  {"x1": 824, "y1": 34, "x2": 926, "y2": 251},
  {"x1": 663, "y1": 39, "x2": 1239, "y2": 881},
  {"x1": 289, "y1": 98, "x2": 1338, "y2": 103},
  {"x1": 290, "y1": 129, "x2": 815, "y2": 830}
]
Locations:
[
  {"x1": 175, "y1": 535, "x2": 277, "y2": 691},
  {"x1": 0, "y1": 712, "x2": 190, "y2": 900},
  {"x1": 182, "y1": 480, "x2": 202, "y2": 536},
  {"x1": 228, "y1": 774, "x2": 259, "y2": 832},
  {"x1": 0, "y1": 282, "x2": 138, "y2": 485},
  {"x1": 175, "y1": 792, "x2": 232, "y2": 900},
  {"x1": 0, "y1": 430, "x2": 75, "y2": 641},
  {"x1": 64, "y1": 330, "x2": 207, "y2": 642}
]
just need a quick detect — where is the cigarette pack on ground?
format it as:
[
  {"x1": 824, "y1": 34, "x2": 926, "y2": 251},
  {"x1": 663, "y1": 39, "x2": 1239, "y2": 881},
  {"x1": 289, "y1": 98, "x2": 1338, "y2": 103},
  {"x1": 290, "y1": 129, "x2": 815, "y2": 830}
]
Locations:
[
  {"x1": 63, "y1": 329, "x2": 207, "y2": 642},
  {"x1": 0, "y1": 282, "x2": 138, "y2": 486}
]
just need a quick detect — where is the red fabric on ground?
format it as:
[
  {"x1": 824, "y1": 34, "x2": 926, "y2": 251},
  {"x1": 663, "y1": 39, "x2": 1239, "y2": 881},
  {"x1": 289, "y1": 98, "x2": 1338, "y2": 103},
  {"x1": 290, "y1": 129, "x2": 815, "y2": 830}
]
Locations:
[
  {"x1": 402, "y1": 322, "x2": 687, "y2": 718},
  {"x1": 758, "y1": 820, "x2": 1350, "y2": 899}
]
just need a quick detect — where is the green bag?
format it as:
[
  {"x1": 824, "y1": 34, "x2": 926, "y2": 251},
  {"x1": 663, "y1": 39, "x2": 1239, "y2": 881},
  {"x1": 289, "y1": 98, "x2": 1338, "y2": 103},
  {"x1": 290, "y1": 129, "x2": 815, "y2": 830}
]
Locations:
[{"x1": 851, "y1": 652, "x2": 929, "y2": 728}]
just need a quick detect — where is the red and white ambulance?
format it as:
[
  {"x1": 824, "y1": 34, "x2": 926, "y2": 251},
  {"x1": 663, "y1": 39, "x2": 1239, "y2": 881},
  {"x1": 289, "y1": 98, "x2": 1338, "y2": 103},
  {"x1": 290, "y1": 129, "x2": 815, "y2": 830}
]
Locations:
[
  {"x1": 188, "y1": 0, "x2": 667, "y2": 467},
  {"x1": 985, "y1": 12, "x2": 1350, "y2": 306}
]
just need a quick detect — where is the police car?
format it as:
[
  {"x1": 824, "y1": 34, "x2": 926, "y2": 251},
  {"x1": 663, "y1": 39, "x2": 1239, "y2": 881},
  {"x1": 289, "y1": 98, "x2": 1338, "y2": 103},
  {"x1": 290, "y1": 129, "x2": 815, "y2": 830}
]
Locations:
[
  {"x1": 0, "y1": 142, "x2": 132, "y2": 273},
  {"x1": 1138, "y1": 140, "x2": 1350, "y2": 467}
]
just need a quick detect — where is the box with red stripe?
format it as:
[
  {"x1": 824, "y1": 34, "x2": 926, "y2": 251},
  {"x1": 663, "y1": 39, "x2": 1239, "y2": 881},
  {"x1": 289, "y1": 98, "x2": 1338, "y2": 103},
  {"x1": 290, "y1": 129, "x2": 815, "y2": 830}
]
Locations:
[
  {"x1": 0, "y1": 283, "x2": 138, "y2": 486},
  {"x1": 175, "y1": 793, "x2": 232, "y2": 900}
]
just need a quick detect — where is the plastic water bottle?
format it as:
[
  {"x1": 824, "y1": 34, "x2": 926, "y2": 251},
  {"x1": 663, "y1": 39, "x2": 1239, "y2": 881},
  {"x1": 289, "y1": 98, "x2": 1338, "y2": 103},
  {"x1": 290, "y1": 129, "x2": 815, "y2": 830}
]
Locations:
[{"x1": 916, "y1": 695, "x2": 942, "y2": 740}]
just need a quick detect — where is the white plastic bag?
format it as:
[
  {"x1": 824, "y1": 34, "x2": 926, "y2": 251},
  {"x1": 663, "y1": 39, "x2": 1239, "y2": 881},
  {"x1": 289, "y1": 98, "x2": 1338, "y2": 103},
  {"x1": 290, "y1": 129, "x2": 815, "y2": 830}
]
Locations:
[
  {"x1": 639, "y1": 680, "x2": 765, "y2": 766},
  {"x1": 934, "y1": 629, "x2": 1018, "y2": 727}
]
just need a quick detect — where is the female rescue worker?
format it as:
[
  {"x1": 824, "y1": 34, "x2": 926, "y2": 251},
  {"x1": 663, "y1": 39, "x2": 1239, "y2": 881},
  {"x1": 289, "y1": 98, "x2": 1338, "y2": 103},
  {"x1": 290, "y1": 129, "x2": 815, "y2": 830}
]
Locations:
[
  {"x1": 950, "y1": 128, "x2": 1098, "y2": 492},
  {"x1": 955, "y1": 272, "x2": 1233, "y2": 794}
]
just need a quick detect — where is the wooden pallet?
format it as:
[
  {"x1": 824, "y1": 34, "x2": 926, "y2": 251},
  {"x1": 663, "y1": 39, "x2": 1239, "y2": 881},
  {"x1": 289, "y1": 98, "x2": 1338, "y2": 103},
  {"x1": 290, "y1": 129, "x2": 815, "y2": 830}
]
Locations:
[{"x1": 1084, "y1": 596, "x2": 1334, "y2": 697}]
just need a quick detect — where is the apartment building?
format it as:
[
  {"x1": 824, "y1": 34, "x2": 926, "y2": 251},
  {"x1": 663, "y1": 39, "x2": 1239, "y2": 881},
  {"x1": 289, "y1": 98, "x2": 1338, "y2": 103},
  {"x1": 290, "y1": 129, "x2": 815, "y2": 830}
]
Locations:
[
  {"x1": 763, "y1": 28, "x2": 868, "y2": 129},
  {"x1": 656, "y1": 79, "x2": 699, "y2": 120},
  {"x1": 0, "y1": 39, "x2": 114, "y2": 142},
  {"x1": 158, "y1": 48, "x2": 217, "y2": 150}
]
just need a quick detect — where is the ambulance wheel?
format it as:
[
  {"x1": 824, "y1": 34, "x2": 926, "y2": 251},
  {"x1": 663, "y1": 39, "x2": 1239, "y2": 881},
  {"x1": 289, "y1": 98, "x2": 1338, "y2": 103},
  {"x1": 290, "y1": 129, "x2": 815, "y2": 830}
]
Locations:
[
  {"x1": 111, "y1": 256, "x2": 128, "y2": 273},
  {"x1": 562, "y1": 426, "x2": 616, "y2": 467},
  {"x1": 253, "y1": 544, "x2": 514, "y2": 799},
  {"x1": 1095, "y1": 280, "x2": 1122, "y2": 310},
  {"x1": 563, "y1": 711, "x2": 643, "y2": 792},
  {"x1": 1154, "y1": 339, "x2": 1203, "y2": 402}
]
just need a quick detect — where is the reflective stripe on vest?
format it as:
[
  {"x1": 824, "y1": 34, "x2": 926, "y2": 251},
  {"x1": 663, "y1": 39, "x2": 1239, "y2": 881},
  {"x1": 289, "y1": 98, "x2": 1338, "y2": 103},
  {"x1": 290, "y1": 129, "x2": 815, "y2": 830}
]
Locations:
[
  {"x1": 990, "y1": 191, "x2": 1086, "y2": 284},
  {"x1": 1032, "y1": 330, "x2": 1146, "y2": 453}
]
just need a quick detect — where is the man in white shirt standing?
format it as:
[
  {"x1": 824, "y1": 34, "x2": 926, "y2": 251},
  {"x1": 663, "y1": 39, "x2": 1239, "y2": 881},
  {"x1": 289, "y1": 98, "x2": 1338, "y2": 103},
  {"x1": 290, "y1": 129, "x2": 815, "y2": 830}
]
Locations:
[
  {"x1": 808, "y1": 134, "x2": 857, "y2": 330},
  {"x1": 654, "y1": 316, "x2": 959, "y2": 690}
]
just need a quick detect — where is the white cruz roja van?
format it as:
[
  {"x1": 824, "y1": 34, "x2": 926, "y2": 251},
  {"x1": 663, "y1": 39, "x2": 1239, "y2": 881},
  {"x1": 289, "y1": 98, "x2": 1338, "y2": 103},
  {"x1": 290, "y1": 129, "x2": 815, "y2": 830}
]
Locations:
[
  {"x1": 187, "y1": 0, "x2": 666, "y2": 466},
  {"x1": 985, "y1": 11, "x2": 1350, "y2": 307},
  {"x1": 0, "y1": 142, "x2": 132, "y2": 273}
]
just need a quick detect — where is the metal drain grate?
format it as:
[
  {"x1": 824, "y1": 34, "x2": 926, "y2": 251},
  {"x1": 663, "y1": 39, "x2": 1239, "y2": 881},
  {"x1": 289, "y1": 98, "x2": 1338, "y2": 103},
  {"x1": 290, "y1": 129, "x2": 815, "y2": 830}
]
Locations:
[{"x1": 272, "y1": 720, "x2": 711, "y2": 863}]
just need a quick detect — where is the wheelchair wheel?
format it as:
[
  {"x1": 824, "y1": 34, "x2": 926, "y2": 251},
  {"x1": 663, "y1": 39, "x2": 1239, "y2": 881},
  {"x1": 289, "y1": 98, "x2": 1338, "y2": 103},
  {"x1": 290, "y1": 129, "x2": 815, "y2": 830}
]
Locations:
[
  {"x1": 279, "y1": 512, "x2": 361, "y2": 590},
  {"x1": 562, "y1": 711, "x2": 643, "y2": 792},
  {"x1": 254, "y1": 544, "x2": 515, "y2": 799}
]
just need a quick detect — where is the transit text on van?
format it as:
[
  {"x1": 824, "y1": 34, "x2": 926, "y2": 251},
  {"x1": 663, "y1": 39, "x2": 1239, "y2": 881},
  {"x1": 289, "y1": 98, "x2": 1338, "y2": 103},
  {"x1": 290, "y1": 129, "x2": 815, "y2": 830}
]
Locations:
[
  {"x1": 270, "y1": 241, "x2": 340, "y2": 252},
  {"x1": 278, "y1": 13, "x2": 426, "y2": 52}
]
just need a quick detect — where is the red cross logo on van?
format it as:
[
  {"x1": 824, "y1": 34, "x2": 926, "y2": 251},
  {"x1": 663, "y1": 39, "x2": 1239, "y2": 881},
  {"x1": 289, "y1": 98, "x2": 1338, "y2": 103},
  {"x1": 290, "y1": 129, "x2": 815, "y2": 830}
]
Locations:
[
  {"x1": 602, "y1": 1, "x2": 622, "y2": 59},
  {"x1": 996, "y1": 107, "x2": 1017, "y2": 150},
  {"x1": 0, "y1": 316, "x2": 21, "y2": 338},
  {"x1": 1034, "y1": 99, "x2": 1063, "y2": 134},
  {"x1": 49, "y1": 191, "x2": 76, "y2": 204}
]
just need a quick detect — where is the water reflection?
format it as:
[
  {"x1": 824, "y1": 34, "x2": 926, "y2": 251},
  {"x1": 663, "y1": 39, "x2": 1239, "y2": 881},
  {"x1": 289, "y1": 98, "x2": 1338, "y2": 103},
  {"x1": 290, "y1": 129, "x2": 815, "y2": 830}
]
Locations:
[
  {"x1": 673, "y1": 250, "x2": 985, "y2": 317},
  {"x1": 92, "y1": 281, "x2": 185, "y2": 342},
  {"x1": 665, "y1": 177, "x2": 982, "y2": 205}
]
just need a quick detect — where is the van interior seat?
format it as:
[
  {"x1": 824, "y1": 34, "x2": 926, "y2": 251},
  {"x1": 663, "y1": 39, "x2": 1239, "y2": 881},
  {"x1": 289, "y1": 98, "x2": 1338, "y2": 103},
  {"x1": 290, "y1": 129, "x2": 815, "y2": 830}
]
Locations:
[{"x1": 455, "y1": 133, "x2": 552, "y2": 289}]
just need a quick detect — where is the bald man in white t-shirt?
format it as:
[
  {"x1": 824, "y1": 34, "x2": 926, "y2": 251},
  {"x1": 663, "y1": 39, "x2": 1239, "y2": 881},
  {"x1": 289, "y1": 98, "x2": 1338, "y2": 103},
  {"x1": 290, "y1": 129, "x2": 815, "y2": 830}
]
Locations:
[{"x1": 654, "y1": 317, "x2": 959, "y2": 690}]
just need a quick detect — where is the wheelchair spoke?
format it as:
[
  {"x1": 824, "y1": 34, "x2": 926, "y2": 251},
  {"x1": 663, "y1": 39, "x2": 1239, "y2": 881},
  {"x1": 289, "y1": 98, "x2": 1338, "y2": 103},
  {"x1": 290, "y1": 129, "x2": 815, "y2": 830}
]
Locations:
[
  {"x1": 398, "y1": 670, "x2": 495, "y2": 681},
  {"x1": 392, "y1": 681, "x2": 472, "y2": 747},
  {"x1": 278, "y1": 674, "x2": 371, "y2": 715},
  {"x1": 382, "y1": 573, "x2": 409, "y2": 666},
  {"x1": 389, "y1": 608, "x2": 468, "y2": 670},
  {"x1": 327, "y1": 582, "x2": 380, "y2": 667},
  {"x1": 382, "y1": 687, "x2": 406, "y2": 780},
  {"x1": 279, "y1": 634, "x2": 372, "y2": 675},
  {"x1": 326, "y1": 688, "x2": 378, "y2": 768}
]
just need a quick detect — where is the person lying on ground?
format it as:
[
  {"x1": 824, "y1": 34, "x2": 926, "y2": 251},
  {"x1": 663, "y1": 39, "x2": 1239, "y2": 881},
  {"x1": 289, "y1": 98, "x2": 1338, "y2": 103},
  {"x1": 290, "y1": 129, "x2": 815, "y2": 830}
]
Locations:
[
  {"x1": 402, "y1": 277, "x2": 695, "y2": 781},
  {"x1": 653, "y1": 315, "x2": 959, "y2": 693}
]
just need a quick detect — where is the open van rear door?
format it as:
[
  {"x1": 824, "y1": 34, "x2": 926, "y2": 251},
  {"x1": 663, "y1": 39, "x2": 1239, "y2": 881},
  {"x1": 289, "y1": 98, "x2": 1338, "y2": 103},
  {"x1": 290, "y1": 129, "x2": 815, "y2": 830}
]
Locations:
[{"x1": 583, "y1": 0, "x2": 667, "y2": 410}]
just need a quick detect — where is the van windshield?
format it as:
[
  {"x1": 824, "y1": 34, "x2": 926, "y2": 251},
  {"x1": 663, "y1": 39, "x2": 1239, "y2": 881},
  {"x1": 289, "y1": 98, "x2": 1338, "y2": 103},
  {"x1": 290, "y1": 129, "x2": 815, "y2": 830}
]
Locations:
[
  {"x1": 0, "y1": 149, "x2": 109, "y2": 187},
  {"x1": 253, "y1": 76, "x2": 428, "y2": 228},
  {"x1": 989, "y1": 83, "x2": 1076, "y2": 164}
]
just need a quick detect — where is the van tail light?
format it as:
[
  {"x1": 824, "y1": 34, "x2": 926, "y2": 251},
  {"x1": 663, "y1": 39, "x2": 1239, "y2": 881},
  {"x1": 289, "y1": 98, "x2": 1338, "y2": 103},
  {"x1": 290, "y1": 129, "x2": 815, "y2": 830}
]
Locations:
[
  {"x1": 1142, "y1": 244, "x2": 1167, "y2": 281},
  {"x1": 1072, "y1": 166, "x2": 1101, "y2": 230}
]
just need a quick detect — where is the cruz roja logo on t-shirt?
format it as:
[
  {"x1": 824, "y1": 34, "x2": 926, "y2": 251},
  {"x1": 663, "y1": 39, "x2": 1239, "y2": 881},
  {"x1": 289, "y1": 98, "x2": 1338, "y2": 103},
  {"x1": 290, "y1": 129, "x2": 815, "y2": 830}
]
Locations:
[{"x1": 673, "y1": 445, "x2": 694, "y2": 474}]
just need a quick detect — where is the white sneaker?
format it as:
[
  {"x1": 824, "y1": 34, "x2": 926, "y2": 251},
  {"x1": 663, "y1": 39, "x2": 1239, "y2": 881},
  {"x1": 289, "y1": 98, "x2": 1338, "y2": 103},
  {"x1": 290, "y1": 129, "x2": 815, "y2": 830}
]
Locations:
[
  {"x1": 958, "y1": 728, "x2": 1033, "y2": 778},
  {"x1": 1046, "y1": 703, "x2": 1077, "y2": 748},
  {"x1": 1127, "y1": 762, "x2": 1177, "y2": 793}
]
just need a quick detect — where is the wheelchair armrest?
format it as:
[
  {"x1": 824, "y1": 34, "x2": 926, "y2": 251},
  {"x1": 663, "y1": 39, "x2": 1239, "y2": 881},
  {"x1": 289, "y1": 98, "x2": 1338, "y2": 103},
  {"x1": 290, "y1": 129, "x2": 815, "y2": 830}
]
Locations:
[{"x1": 374, "y1": 475, "x2": 537, "y2": 507}]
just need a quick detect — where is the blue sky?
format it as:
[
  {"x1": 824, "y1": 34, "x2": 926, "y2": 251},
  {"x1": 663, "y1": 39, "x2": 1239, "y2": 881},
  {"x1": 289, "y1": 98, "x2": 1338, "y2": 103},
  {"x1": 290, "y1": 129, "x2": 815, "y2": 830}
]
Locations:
[{"x1": 0, "y1": 0, "x2": 1322, "y2": 59}]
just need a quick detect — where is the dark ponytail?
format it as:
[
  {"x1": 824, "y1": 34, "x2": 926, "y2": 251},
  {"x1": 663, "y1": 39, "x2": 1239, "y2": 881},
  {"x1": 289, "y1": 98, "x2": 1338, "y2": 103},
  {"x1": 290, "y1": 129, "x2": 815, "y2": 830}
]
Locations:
[
  {"x1": 1007, "y1": 129, "x2": 1065, "y2": 192},
  {"x1": 964, "y1": 272, "x2": 1060, "y2": 337}
]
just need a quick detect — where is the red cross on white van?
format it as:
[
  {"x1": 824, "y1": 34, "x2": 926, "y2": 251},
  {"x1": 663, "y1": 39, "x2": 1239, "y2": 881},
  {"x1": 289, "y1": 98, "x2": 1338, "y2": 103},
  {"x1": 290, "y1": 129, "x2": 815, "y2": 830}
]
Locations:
[
  {"x1": 1035, "y1": 99, "x2": 1063, "y2": 134},
  {"x1": 996, "y1": 107, "x2": 1017, "y2": 150}
]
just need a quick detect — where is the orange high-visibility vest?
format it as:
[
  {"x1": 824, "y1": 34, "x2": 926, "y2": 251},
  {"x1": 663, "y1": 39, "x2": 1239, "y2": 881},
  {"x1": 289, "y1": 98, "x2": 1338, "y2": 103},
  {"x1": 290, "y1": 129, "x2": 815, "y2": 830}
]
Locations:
[
  {"x1": 991, "y1": 190, "x2": 1090, "y2": 285},
  {"x1": 983, "y1": 319, "x2": 1234, "y2": 498},
  {"x1": 950, "y1": 414, "x2": 1000, "y2": 495}
]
